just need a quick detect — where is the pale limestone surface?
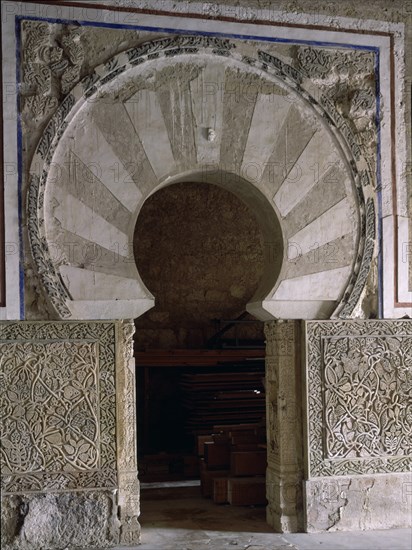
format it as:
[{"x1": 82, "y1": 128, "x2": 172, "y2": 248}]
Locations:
[
  {"x1": 304, "y1": 473, "x2": 412, "y2": 532},
  {"x1": 1, "y1": 492, "x2": 120, "y2": 550}
]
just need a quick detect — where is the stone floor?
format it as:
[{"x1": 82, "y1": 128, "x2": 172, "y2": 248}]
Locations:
[{"x1": 114, "y1": 483, "x2": 412, "y2": 550}]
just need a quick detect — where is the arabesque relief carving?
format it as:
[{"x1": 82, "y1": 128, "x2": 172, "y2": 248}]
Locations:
[
  {"x1": 1, "y1": 341, "x2": 99, "y2": 475},
  {"x1": 0, "y1": 322, "x2": 118, "y2": 494},
  {"x1": 21, "y1": 21, "x2": 84, "y2": 123},
  {"x1": 305, "y1": 321, "x2": 412, "y2": 477},
  {"x1": 324, "y1": 335, "x2": 412, "y2": 459}
]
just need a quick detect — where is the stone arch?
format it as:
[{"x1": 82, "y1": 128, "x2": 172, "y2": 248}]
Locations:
[{"x1": 28, "y1": 36, "x2": 374, "y2": 321}]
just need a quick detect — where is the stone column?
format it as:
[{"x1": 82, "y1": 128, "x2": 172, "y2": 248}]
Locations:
[
  {"x1": 116, "y1": 320, "x2": 140, "y2": 545},
  {"x1": 265, "y1": 320, "x2": 303, "y2": 532}
]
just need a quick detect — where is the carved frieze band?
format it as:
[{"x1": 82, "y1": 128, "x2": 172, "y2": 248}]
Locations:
[
  {"x1": 305, "y1": 320, "x2": 412, "y2": 477},
  {"x1": 22, "y1": 23, "x2": 375, "y2": 319},
  {"x1": 27, "y1": 173, "x2": 72, "y2": 318},
  {"x1": 0, "y1": 322, "x2": 118, "y2": 494}
]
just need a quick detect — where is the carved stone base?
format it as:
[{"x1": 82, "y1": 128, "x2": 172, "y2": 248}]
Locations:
[
  {"x1": 304, "y1": 473, "x2": 412, "y2": 532},
  {"x1": 266, "y1": 465, "x2": 303, "y2": 533},
  {"x1": 0, "y1": 320, "x2": 141, "y2": 549}
]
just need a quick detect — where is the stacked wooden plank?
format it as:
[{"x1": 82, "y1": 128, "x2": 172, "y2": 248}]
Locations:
[
  {"x1": 135, "y1": 348, "x2": 265, "y2": 367},
  {"x1": 198, "y1": 423, "x2": 267, "y2": 506},
  {"x1": 135, "y1": 349, "x2": 265, "y2": 483},
  {"x1": 139, "y1": 452, "x2": 200, "y2": 482},
  {"x1": 180, "y1": 361, "x2": 265, "y2": 434}
]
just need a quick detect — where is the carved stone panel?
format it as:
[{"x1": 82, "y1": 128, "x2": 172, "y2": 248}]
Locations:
[
  {"x1": 1, "y1": 320, "x2": 141, "y2": 547},
  {"x1": 0, "y1": 322, "x2": 117, "y2": 494},
  {"x1": 1, "y1": 341, "x2": 99, "y2": 475},
  {"x1": 305, "y1": 320, "x2": 412, "y2": 477}
]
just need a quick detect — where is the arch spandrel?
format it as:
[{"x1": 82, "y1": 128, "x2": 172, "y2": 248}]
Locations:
[{"x1": 29, "y1": 37, "x2": 371, "y2": 321}]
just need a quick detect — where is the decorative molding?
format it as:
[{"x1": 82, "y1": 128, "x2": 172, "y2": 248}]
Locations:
[
  {"x1": 27, "y1": 173, "x2": 72, "y2": 319},
  {"x1": 0, "y1": 321, "x2": 118, "y2": 494},
  {"x1": 305, "y1": 320, "x2": 412, "y2": 477},
  {"x1": 338, "y1": 198, "x2": 376, "y2": 318}
]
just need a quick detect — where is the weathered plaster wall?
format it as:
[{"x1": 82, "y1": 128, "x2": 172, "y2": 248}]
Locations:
[
  {"x1": 0, "y1": 320, "x2": 140, "y2": 549},
  {"x1": 303, "y1": 320, "x2": 412, "y2": 531},
  {"x1": 134, "y1": 182, "x2": 265, "y2": 348}
]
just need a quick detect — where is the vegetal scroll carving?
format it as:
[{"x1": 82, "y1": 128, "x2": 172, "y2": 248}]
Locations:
[
  {"x1": 306, "y1": 321, "x2": 412, "y2": 477},
  {"x1": 324, "y1": 336, "x2": 412, "y2": 459},
  {"x1": 1, "y1": 341, "x2": 99, "y2": 475},
  {"x1": 0, "y1": 322, "x2": 117, "y2": 494}
]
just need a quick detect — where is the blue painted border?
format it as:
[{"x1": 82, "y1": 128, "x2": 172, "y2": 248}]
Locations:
[
  {"x1": 15, "y1": 15, "x2": 379, "y2": 52},
  {"x1": 374, "y1": 51, "x2": 383, "y2": 318},
  {"x1": 15, "y1": 17, "x2": 25, "y2": 320},
  {"x1": 14, "y1": 15, "x2": 383, "y2": 319}
]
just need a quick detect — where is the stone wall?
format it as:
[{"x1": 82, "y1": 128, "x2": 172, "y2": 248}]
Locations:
[
  {"x1": 303, "y1": 320, "x2": 412, "y2": 531},
  {"x1": 134, "y1": 182, "x2": 265, "y2": 349},
  {"x1": 0, "y1": 2, "x2": 411, "y2": 546},
  {"x1": 0, "y1": 320, "x2": 139, "y2": 549},
  {"x1": 1, "y1": 0, "x2": 410, "y2": 320}
]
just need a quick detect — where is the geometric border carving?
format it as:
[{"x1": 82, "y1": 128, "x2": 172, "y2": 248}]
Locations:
[
  {"x1": 0, "y1": 321, "x2": 117, "y2": 494},
  {"x1": 305, "y1": 320, "x2": 412, "y2": 477}
]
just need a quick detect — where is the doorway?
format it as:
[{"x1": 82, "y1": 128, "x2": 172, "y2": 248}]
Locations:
[{"x1": 133, "y1": 181, "x2": 270, "y2": 521}]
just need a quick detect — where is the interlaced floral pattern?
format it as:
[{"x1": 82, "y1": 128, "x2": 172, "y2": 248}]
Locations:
[
  {"x1": 323, "y1": 336, "x2": 412, "y2": 459},
  {"x1": 306, "y1": 321, "x2": 412, "y2": 477},
  {"x1": 1, "y1": 341, "x2": 99, "y2": 474},
  {"x1": 0, "y1": 322, "x2": 117, "y2": 494}
]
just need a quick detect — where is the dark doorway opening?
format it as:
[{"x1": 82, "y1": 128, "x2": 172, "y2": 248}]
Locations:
[{"x1": 134, "y1": 181, "x2": 268, "y2": 510}]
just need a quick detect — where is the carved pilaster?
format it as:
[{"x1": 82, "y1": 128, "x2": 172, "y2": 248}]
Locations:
[
  {"x1": 116, "y1": 320, "x2": 140, "y2": 545},
  {"x1": 264, "y1": 320, "x2": 303, "y2": 532}
]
